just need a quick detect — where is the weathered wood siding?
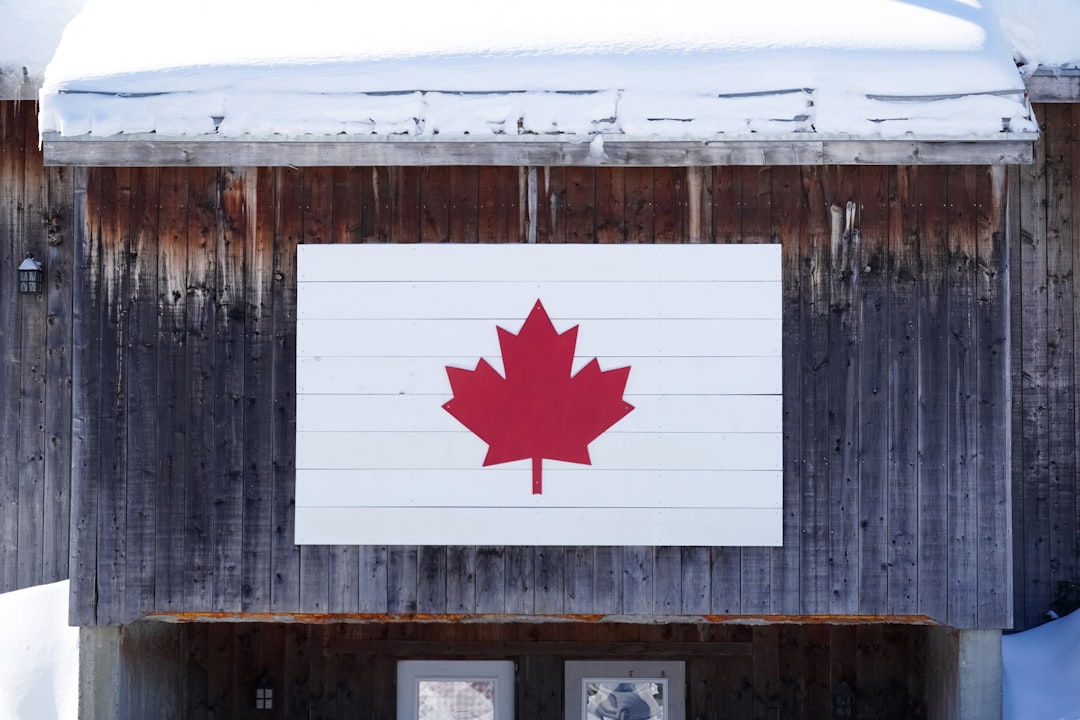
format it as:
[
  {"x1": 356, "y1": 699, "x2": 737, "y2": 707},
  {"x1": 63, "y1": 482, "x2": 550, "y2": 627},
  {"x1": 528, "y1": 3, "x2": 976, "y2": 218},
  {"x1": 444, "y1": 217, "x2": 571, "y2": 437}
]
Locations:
[
  {"x1": 70, "y1": 163, "x2": 1013, "y2": 629},
  {"x1": 1011, "y1": 102, "x2": 1080, "y2": 631},
  {"x1": 0, "y1": 100, "x2": 74, "y2": 594},
  {"x1": 117, "y1": 619, "x2": 928, "y2": 720}
]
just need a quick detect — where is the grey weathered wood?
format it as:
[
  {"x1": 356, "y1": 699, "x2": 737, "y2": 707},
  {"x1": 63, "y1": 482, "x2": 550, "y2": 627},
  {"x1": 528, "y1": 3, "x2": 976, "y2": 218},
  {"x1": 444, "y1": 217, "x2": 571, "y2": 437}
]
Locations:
[
  {"x1": 123, "y1": 166, "x2": 160, "y2": 621},
  {"x1": 269, "y1": 167, "x2": 301, "y2": 612},
  {"x1": 917, "y1": 165, "x2": 951, "y2": 625},
  {"x1": 1026, "y1": 70, "x2": 1080, "y2": 103},
  {"x1": 211, "y1": 167, "x2": 247, "y2": 613},
  {"x1": 94, "y1": 166, "x2": 128, "y2": 625},
  {"x1": 1042, "y1": 106, "x2": 1078, "y2": 618},
  {"x1": 241, "y1": 166, "x2": 275, "y2": 613},
  {"x1": 946, "y1": 166, "x2": 979, "y2": 628},
  {"x1": 856, "y1": 165, "x2": 890, "y2": 616},
  {"x1": 0, "y1": 100, "x2": 24, "y2": 592},
  {"x1": 41, "y1": 134, "x2": 1035, "y2": 168},
  {"x1": 56, "y1": 162, "x2": 1017, "y2": 629},
  {"x1": 15, "y1": 97, "x2": 48, "y2": 590},
  {"x1": 43, "y1": 164, "x2": 74, "y2": 586},
  {"x1": 977, "y1": 165, "x2": 1012, "y2": 627},
  {"x1": 800, "y1": 165, "x2": 832, "y2": 615},
  {"x1": 1017, "y1": 117, "x2": 1052, "y2": 630},
  {"x1": 887, "y1": 166, "x2": 920, "y2": 616}
]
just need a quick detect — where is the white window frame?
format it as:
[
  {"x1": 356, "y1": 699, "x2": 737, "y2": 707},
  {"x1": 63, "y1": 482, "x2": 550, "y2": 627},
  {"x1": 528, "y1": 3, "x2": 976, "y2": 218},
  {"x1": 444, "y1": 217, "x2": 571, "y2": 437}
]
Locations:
[
  {"x1": 564, "y1": 660, "x2": 686, "y2": 720},
  {"x1": 397, "y1": 659, "x2": 515, "y2": 720}
]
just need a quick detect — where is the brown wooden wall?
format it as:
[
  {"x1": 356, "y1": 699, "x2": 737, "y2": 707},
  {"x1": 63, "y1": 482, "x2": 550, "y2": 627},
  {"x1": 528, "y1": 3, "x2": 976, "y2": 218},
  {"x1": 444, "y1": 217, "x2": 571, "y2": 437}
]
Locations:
[
  {"x1": 0, "y1": 100, "x2": 74, "y2": 594},
  {"x1": 116, "y1": 619, "x2": 928, "y2": 720},
  {"x1": 69, "y1": 160, "x2": 1013, "y2": 630},
  {"x1": 1011, "y1": 102, "x2": 1080, "y2": 631}
]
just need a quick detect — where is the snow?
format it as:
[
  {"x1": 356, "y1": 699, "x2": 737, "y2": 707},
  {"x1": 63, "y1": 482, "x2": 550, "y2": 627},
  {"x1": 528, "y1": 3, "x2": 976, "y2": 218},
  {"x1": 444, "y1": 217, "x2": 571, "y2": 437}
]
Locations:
[
  {"x1": 1003, "y1": 609, "x2": 1080, "y2": 720},
  {"x1": 36, "y1": 0, "x2": 1037, "y2": 141},
  {"x1": 992, "y1": 0, "x2": 1080, "y2": 69},
  {"x1": 0, "y1": 0, "x2": 85, "y2": 97},
  {"x1": 0, "y1": 581, "x2": 79, "y2": 720}
]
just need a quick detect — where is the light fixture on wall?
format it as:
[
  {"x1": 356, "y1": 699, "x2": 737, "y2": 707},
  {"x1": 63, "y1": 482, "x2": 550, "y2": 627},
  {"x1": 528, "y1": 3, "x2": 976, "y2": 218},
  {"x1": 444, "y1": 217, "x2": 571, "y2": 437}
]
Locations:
[
  {"x1": 18, "y1": 252, "x2": 44, "y2": 294},
  {"x1": 254, "y1": 672, "x2": 275, "y2": 711}
]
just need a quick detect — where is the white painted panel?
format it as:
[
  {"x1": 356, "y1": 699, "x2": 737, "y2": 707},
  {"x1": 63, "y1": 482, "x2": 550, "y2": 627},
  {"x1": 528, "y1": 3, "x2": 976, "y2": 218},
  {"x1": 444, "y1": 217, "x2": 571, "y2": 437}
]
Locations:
[
  {"x1": 297, "y1": 243, "x2": 782, "y2": 283},
  {"x1": 296, "y1": 469, "x2": 783, "y2": 509},
  {"x1": 295, "y1": 243, "x2": 783, "y2": 546},
  {"x1": 298, "y1": 280, "x2": 782, "y2": 320},
  {"x1": 298, "y1": 394, "x2": 781, "y2": 433},
  {"x1": 297, "y1": 356, "x2": 784, "y2": 396},
  {"x1": 295, "y1": 507, "x2": 784, "y2": 546},
  {"x1": 296, "y1": 431, "x2": 783, "y2": 471},
  {"x1": 298, "y1": 318, "x2": 781, "y2": 358}
]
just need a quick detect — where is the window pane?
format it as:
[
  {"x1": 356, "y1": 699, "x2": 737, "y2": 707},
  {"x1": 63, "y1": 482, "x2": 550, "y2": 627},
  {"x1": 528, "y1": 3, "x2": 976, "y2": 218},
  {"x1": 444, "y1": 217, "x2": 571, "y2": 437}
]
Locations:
[{"x1": 418, "y1": 680, "x2": 495, "y2": 720}]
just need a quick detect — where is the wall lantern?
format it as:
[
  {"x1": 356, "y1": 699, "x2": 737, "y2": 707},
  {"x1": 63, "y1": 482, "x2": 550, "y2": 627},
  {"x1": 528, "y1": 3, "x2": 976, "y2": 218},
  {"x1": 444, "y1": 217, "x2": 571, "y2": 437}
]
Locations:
[
  {"x1": 833, "y1": 679, "x2": 855, "y2": 719},
  {"x1": 18, "y1": 252, "x2": 44, "y2": 294},
  {"x1": 253, "y1": 672, "x2": 275, "y2": 711}
]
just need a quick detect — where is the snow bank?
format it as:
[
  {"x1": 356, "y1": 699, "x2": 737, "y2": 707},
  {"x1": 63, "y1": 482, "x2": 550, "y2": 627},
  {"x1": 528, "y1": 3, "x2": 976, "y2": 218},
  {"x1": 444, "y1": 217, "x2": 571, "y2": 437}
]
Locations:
[
  {"x1": 0, "y1": 581, "x2": 79, "y2": 720},
  {"x1": 1003, "y1": 609, "x2": 1080, "y2": 720},
  {"x1": 38, "y1": 0, "x2": 1035, "y2": 141}
]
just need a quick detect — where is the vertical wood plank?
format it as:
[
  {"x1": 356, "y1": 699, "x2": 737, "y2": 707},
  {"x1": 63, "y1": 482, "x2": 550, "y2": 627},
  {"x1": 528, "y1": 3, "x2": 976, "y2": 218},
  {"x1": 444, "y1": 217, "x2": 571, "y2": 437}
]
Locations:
[
  {"x1": 15, "y1": 99, "x2": 47, "y2": 590},
  {"x1": 622, "y1": 546, "x2": 653, "y2": 614},
  {"x1": 419, "y1": 166, "x2": 451, "y2": 243},
  {"x1": 503, "y1": 545, "x2": 533, "y2": 615},
  {"x1": 123, "y1": 166, "x2": 160, "y2": 620},
  {"x1": 416, "y1": 546, "x2": 447, "y2": 614},
  {"x1": 242, "y1": 167, "x2": 274, "y2": 613},
  {"x1": 751, "y1": 625, "x2": 781, "y2": 719},
  {"x1": 43, "y1": 163, "x2": 74, "y2": 585},
  {"x1": 446, "y1": 546, "x2": 476, "y2": 613},
  {"x1": 652, "y1": 167, "x2": 684, "y2": 244},
  {"x1": 888, "y1": 166, "x2": 920, "y2": 616},
  {"x1": 182, "y1": 167, "x2": 217, "y2": 615},
  {"x1": 153, "y1": 166, "x2": 189, "y2": 616},
  {"x1": 680, "y1": 546, "x2": 710, "y2": 615},
  {"x1": 775, "y1": 165, "x2": 805, "y2": 615},
  {"x1": 0, "y1": 101, "x2": 22, "y2": 591},
  {"x1": 857, "y1": 165, "x2": 891, "y2": 616},
  {"x1": 211, "y1": 167, "x2": 247, "y2": 614},
  {"x1": 653, "y1": 546, "x2": 681, "y2": 615},
  {"x1": 1043, "y1": 104, "x2": 1078, "y2": 621},
  {"x1": 976, "y1": 164, "x2": 1012, "y2": 628},
  {"x1": 593, "y1": 545, "x2": 622, "y2": 615},
  {"x1": 270, "y1": 167, "x2": 302, "y2": 612},
  {"x1": 387, "y1": 546, "x2": 418, "y2": 614},
  {"x1": 565, "y1": 546, "x2": 594, "y2": 614},
  {"x1": 474, "y1": 546, "x2": 505, "y2": 614},
  {"x1": 801, "y1": 165, "x2": 831, "y2": 615},
  {"x1": 946, "y1": 165, "x2": 979, "y2": 628},
  {"x1": 448, "y1": 166, "x2": 479, "y2": 244},
  {"x1": 595, "y1": 167, "x2": 626, "y2": 244},
  {"x1": 918, "y1": 165, "x2": 952, "y2": 624},
  {"x1": 534, "y1": 546, "x2": 565, "y2": 614},
  {"x1": 390, "y1": 166, "x2": 421, "y2": 243},
  {"x1": 828, "y1": 169, "x2": 861, "y2": 616},
  {"x1": 565, "y1": 166, "x2": 596, "y2": 243},
  {"x1": 357, "y1": 544, "x2": 389, "y2": 613},
  {"x1": 624, "y1": 167, "x2": 653, "y2": 243},
  {"x1": 95, "y1": 166, "x2": 128, "y2": 625},
  {"x1": 299, "y1": 167, "x2": 330, "y2": 614}
]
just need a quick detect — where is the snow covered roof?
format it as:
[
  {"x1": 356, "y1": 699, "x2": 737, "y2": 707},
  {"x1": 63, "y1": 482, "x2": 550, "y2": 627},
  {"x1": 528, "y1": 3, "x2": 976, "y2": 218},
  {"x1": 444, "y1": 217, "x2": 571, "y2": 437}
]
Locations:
[
  {"x1": 35, "y1": 0, "x2": 1041, "y2": 165},
  {"x1": 0, "y1": 0, "x2": 85, "y2": 99}
]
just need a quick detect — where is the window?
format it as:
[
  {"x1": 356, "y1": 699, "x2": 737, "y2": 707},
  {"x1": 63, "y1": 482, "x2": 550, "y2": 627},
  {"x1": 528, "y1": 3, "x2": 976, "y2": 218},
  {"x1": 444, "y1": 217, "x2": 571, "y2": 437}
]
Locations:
[{"x1": 397, "y1": 660, "x2": 515, "y2": 720}]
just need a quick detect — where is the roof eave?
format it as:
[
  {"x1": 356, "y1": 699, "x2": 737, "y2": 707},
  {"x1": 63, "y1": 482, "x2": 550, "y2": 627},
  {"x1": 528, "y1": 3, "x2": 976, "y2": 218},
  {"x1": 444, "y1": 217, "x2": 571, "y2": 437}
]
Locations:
[
  {"x1": 1025, "y1": 65, "x2": 1080, "y2": 103},
  {"x1": 41, "y1": 132, "x2": 1036, "y2": 167}
]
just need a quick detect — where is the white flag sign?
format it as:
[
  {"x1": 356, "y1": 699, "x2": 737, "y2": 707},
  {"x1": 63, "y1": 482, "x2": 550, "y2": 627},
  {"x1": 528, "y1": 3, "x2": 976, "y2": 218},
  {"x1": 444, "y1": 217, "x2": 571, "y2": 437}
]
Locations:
[{"x1": 295, "y1": 243, "x2": 782, "y2": 546}]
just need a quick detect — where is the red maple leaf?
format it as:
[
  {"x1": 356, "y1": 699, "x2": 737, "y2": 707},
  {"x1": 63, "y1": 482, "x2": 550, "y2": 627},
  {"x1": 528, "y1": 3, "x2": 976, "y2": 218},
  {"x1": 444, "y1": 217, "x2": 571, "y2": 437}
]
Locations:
[{"x1": 443, "y1": 300, "x2": 634, "y2": 494}]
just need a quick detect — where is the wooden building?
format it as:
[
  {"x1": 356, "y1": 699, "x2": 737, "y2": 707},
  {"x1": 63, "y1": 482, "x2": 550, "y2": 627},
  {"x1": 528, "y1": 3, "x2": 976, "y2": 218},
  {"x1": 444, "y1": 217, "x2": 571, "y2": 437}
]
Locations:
[{"x1": 2, "y1": 2, "x2": 1078, "y2": 719}]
